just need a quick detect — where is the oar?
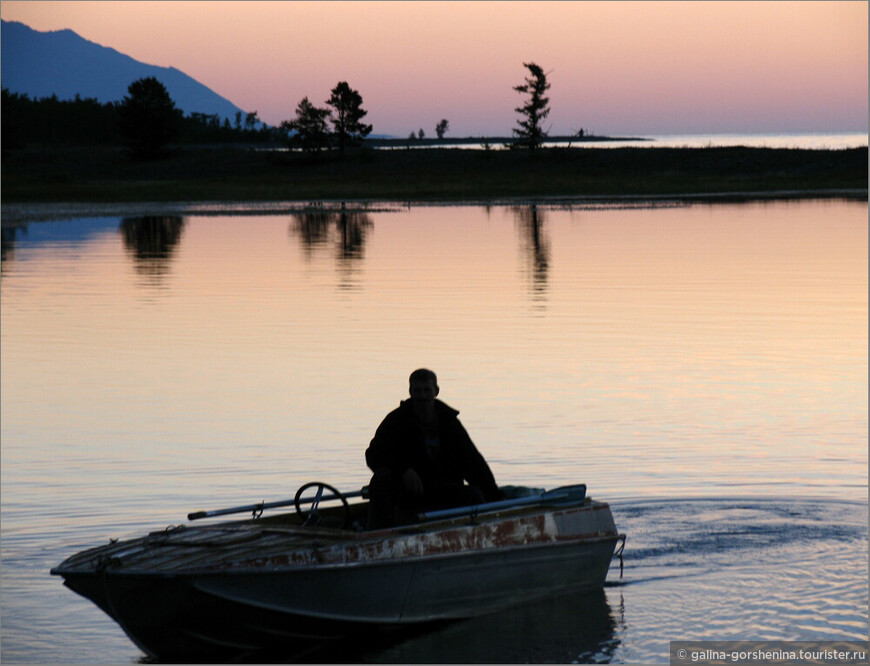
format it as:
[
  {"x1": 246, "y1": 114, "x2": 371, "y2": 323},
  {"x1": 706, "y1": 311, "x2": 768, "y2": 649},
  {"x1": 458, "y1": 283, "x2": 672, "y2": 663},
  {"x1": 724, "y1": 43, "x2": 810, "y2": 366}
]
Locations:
[
  {"x1": 416, "y1": 484, "x2": 587, "y2": 521},
  {"x1": 187, "y1": 488, "x2": 367, "y2": 521}
]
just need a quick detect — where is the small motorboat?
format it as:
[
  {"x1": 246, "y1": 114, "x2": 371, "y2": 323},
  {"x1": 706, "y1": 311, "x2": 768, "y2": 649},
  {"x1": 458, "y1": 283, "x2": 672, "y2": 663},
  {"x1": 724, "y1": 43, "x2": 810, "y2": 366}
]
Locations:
[{"x1": 51, "y1": 482, "x2": 625, "y2": 661}]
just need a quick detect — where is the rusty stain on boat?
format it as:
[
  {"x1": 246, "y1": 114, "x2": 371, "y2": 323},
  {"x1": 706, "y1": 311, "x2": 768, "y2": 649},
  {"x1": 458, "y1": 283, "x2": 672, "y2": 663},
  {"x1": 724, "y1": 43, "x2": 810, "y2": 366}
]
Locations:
[{"x1": 57, "y1": 503, "x2": 615, "y2": 576}]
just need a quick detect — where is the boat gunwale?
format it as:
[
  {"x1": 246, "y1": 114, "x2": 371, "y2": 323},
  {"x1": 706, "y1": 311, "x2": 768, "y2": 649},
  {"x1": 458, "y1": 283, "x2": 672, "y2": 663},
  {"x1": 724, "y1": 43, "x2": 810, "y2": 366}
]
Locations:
[
  {"x1": 59, "y1": 532, "x2": 623, "y2": 579},
  {"x1": 52, "y1": 501, "x2": 619, "y2": 577}
]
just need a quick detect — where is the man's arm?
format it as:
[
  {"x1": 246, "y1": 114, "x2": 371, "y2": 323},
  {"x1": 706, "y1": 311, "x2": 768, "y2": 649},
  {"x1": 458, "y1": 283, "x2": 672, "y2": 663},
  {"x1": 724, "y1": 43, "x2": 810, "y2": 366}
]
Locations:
[
  {"x1": 365, "y1": 410, "x2": 406, "y2": 473},
  {"x1": 366, "y1": 410, "x2": 425, "y2": 496},
  {"x1": 454, "y1": 420, "x2": 501, "y2": 502}
]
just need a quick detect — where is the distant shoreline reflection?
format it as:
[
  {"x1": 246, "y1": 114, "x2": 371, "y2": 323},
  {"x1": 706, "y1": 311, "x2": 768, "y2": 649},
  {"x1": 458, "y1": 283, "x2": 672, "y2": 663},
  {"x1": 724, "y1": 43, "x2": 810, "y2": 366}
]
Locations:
[
  {"x1": 513, "y1": 204, "x2": 551, "y2": 300},
  {"x1": 1, "y1": 204, "x2": 559, "y2": 298},
  {"x1": 289, "y1": 204, "x2": 373, "y2": 259},
  {"x1": 289, "y1": 204, "x2": 374, "y2": 291},
  {"x1": 119, "y1": 215, "x2": 185, "y2": 284}
]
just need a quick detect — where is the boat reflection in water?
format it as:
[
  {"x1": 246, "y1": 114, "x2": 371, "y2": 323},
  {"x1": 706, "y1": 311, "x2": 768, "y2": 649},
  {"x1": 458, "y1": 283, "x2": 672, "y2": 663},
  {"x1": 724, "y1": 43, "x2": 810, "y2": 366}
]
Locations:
[
  {"x1": 51, "y1": 482, "x2": 624, "y2": 662},
  {"x1": 371, "y1": 587, "x2": 620, "y2": 664}
]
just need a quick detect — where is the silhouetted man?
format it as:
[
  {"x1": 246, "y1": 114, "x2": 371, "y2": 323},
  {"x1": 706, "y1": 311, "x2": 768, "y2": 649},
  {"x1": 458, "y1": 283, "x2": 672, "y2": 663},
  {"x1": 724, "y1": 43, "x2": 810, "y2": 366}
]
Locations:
[{"x1": 365, "y1": 369, "x2": 501, "y2": 528}]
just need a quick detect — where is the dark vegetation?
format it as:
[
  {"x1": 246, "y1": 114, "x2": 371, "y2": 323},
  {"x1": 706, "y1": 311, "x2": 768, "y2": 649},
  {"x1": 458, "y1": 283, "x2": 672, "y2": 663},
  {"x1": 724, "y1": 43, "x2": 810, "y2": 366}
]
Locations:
[
  {"x1": 279, "y1": 81, "x2": 372, "y2": 155},
  {"x1": 1, "y1": 86, "x2": 276, "y2": 150},
  {"x1": 3, "y1": 143, "x2": 866, "y2": 203},
  {"x1": 325, "y1": 81, "x2": 373, "y2": 156},
  {"x1": 116, "y1": 77, "x2": 183, "y2": 159},
  {"x1": 2, "y1": 64, "x2": 867, "y2": 204}
]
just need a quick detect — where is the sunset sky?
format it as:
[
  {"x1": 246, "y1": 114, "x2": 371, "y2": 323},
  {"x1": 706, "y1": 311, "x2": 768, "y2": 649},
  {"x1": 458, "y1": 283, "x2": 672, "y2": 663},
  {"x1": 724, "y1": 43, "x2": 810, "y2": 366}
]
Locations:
[{"x1": 2, "y1": 1, "x2": 867, "y2": 136}]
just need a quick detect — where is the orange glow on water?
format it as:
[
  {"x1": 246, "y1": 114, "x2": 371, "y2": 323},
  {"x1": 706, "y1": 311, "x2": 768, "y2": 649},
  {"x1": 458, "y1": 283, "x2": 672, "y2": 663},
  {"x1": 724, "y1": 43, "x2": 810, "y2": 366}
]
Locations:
[{"x1": 2, "y1": 201, "x2": 866, "y2": 502}]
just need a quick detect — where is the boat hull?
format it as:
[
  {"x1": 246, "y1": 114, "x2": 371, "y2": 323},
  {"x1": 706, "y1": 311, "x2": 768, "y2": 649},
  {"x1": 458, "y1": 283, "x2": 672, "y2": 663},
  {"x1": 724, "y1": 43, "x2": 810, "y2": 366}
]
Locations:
[
  {"x1": 53, "y1": 495, "x2": 622, "y2": 660},
  {"x1": 63, "y1": 537, "x2": 616, "y2": 660}
]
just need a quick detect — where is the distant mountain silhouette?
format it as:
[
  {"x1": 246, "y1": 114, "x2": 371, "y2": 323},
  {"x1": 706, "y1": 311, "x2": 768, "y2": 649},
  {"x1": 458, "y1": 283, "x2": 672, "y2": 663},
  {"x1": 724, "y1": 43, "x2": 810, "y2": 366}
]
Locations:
[{"x1": 1, "y1": 20, "x2": 247, "y2": 122}]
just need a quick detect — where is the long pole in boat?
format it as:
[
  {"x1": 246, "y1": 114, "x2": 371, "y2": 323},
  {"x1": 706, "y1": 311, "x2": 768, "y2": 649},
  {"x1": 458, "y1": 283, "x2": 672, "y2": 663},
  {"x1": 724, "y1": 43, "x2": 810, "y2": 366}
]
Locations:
[
  {"x1": 417, "y1": 484, "x2": 587, "y2": 521},
  {"x1": 187, "y1": 488, "x2": 368, "y2": 521}
]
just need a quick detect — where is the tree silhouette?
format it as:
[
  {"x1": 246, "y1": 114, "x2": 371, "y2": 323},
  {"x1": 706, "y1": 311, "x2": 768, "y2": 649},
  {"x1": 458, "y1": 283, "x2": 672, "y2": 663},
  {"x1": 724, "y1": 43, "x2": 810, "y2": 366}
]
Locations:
[
  {"x1": 117, "y1": 77, "x2": 182, "y2": 159},
  {"x1": 282, "y1": 97, "x2": 332, "y2": 154},
  {"x1": 435, "y1": 119, "x2": 450, "y2": 140},
  {"x1": 326, "y1": 82, "x2": 372, "y2": 156},
  {"x1": 2, "y1": 86, "x2": 275, "y2": 147},
  {"x1": 513, "y1": 62, "x2": 551, "y2": 151}
]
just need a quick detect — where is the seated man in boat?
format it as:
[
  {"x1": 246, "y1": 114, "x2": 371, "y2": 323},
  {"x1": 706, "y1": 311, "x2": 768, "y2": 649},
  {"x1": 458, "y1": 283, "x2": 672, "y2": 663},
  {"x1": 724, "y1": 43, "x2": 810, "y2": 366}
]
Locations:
[{"x1": 365, "y1": 368, "x2": 502, "y2": 528}]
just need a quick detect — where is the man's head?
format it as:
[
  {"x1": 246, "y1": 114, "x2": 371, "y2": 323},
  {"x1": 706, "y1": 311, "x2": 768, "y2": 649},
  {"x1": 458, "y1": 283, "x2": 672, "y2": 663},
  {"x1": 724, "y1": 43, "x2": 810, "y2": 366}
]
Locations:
[
  {"x1": 409, "y1": 368, "x2": 437, "y2": 390},
  {"x1": 408, "y1": 368, "x2": 439, "y2": 419}
]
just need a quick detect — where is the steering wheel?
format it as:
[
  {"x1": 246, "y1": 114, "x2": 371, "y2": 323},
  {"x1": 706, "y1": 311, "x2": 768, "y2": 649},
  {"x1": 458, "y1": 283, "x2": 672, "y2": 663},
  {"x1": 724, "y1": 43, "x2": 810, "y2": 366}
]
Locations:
[{"x1": 294, "y1": 482, "x2": 351, "y2": 529}]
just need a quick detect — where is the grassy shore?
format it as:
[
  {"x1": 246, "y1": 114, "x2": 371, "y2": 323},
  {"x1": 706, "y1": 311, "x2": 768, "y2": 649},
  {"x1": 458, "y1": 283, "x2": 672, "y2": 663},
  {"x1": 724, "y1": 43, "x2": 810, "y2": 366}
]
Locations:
[{"x1": 1, "y1": 144, "x2": 866, "y2": 204}]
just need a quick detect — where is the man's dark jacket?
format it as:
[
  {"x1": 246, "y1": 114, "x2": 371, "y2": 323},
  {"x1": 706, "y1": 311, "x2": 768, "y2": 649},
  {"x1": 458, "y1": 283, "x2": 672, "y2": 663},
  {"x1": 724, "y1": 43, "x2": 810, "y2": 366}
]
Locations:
[{"x1": 365, "y1": 399, "x2": 500, "y2": 502}]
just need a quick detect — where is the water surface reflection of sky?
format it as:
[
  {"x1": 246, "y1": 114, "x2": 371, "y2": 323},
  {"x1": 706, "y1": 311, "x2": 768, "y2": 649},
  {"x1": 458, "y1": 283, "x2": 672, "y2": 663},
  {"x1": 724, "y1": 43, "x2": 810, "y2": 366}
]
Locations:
[{"x1": 1, "y1": 200, "x2": 866, "y2": 510}]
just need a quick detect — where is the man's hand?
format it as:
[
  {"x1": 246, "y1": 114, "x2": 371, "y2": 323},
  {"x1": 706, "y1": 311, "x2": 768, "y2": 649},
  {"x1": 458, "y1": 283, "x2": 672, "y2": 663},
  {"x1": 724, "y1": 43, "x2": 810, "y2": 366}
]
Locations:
[{"x1": 402, "y1": 468, "x2": 424, "y2": 496}]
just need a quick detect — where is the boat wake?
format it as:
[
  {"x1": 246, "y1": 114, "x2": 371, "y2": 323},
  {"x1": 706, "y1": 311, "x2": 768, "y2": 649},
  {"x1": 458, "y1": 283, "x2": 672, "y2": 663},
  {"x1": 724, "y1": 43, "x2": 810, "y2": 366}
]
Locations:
[{"x1": 612, "y1": 497, "x2": 867, "y2": 569}]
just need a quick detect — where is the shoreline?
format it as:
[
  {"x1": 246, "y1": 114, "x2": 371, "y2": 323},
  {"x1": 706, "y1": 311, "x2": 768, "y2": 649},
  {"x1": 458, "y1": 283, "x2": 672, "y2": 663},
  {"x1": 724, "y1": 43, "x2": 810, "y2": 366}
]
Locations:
[
  {"x1": 362, "y1": 134, "x2": 650, "y2": 147},
  {"x1": 2, "y1": 189, "x2": 866, "y2": 225},
  {"x1": 2, "y1": 144, "x2": 866, "y2": 210}
]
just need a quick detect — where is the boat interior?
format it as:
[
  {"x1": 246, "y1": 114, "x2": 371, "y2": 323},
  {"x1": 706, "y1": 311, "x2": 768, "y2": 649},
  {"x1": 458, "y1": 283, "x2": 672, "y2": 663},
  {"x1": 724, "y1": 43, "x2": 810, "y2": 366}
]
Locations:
[{"x1": 200, "y1": 483, "x2": 577, "y2": 533}]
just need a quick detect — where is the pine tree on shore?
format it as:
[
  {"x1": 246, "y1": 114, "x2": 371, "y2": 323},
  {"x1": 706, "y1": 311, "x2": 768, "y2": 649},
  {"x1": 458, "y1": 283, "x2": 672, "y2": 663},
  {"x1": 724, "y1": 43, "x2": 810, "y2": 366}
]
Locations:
[
  {"x1": 326, "y1": 82, "x2": 372, "y2": 156},
  {"x1": 117, "y1": 77, "x2": 182, "y2": 159},
  {"x1": 513, "y1": 62, "x2": 551, "y2": 151},
  {"x1": 282, "y1": 97, "x2": 332, "y2": 154}
]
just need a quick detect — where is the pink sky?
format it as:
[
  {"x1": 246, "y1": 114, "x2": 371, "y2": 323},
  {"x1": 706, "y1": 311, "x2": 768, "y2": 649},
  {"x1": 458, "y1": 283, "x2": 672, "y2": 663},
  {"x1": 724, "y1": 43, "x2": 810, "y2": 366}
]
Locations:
[{"x1": 2, "y1": 1, "x2": 867, "y2": 136}]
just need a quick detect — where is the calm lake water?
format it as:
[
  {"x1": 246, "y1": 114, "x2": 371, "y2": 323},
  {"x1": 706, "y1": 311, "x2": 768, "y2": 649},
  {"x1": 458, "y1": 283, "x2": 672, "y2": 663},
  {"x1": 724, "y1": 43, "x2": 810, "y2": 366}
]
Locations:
[
  {"x1": 391, "y1": 131, "x2": 868, "y2": 150},
  {"x1": 1, "y1": 199, "x2": 867, "y2": 663},
  {"x1": 564, "y1": 132, "x2": 869, "y2": 150}
]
